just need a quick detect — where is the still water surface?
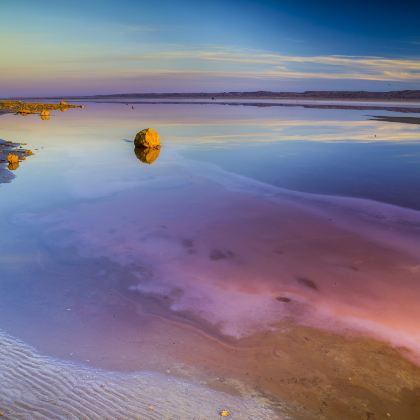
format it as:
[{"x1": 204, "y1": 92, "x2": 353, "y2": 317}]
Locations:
[{"x1": 1, "y1": 102, "x2": 420, "y2": 418}]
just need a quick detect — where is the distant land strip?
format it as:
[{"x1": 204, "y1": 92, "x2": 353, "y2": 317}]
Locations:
[{"x1": 6, "y1": 90, "x2": 420, "y2": 101}]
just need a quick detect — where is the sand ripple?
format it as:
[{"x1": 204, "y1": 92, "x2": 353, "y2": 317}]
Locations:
[{"x1": 0, "y1": 331, "x2": 279, "y2": 419}]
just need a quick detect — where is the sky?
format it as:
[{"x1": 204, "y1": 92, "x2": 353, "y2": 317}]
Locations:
[{"x1": 1, "y1": 0, "x2": 420, "y2": 96}]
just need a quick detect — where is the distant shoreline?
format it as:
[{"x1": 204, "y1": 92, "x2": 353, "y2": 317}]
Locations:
[{"x1": 6, "y1": 89, "x2": 420, "y2": 102}]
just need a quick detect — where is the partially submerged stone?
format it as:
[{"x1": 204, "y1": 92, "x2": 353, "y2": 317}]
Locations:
[
  {"x1": 59, "y1": 101, "x2": 69, "y2": 112},
  {"x1": 0, "y1": 141, "x2": 33, "y2": 178},
  {"x1": 7, "y1": 153, "x2": 19, "y2": 164},
  {"x1": 134, "y1": 128, "x2": 160, "y2": 149},
  {"x1": 40, "y1": 110, "x2": 50, "y2": 120}
]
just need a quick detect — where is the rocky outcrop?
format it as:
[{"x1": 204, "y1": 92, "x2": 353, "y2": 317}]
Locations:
[
  {"x1": 0, "y1": 100, "x2": 83, "y2": 117},
  {"x1": 0, "y1": 140, "x2": 34, "y2": 182}
]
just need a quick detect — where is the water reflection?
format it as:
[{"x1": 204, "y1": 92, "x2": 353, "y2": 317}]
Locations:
[
  {"x1": 1, "y1": 103, "x2": 420, "y2": 418},
  {"x1": 7, "y1": 162, "x2": 19, "y2": 171},
  {"x1": 134, "y1": 146, "x2": 160, "y2": 164}
]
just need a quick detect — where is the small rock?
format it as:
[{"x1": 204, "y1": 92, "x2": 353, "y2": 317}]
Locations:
[
  {"x1": 7, "y1": 153, "x2": 19, "y2": 164},
  {"x1": 134, "y1": 128, "x2": 160, "y2": 149}
]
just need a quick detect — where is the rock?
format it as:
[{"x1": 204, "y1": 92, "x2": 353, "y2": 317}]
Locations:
[
  {"x1": 40, "y1": 110, "x2": 50, "y2": 120},
  {"x1": 7, "y1": 153, "x2": 19, "y2": 164},
  {"x1": 134, "y1": 128, "x2": 160, "y2": 149},
  {"x1": 59, "y1": 101, "x2": 69, "y2": 112}
]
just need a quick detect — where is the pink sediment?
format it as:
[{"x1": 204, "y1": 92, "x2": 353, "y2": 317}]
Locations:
[{"x1": 26, "y1": 160, "x2": 420, "y2": 363}]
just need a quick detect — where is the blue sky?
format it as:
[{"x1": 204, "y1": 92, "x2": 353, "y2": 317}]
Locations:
[{"x1": 1, "y1": 0, "x2": 420, "y2": 95}]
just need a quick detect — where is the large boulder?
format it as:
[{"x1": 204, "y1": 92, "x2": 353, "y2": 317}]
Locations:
[{"x1": 134, "y1": 128, "x2": 160, "y2": 149}]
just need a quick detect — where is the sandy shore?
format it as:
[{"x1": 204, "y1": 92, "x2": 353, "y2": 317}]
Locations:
[{"x1": 0, "y1": 330, "x2": 277, "y2": 419}]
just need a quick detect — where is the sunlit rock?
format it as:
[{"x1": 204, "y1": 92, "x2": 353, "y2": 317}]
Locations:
[
  {"x1": 134, "y1": 146, "x2": 160, "y2": 165},
  {"x1": 0, "y1": 100, "x2": 83, "y2": 116},
  {"x1": 7, "y1": 153, "x2": 19, "y2": 164},
  {"x1": 59, "y1": 101, "x2": 69, "y2": 112},
  {"x1": 40, "y1": 110, "x2": 50, "y2": 120},
  {"x1": 134, "y1": 128, "x2": 160, "y2": 149}
]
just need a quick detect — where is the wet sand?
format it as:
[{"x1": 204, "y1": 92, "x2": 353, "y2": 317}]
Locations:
[{"x1": 0, "y1": 330, "x2": 276, "y2": 419}]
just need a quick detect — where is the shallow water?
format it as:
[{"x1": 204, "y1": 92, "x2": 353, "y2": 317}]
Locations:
[{"x1": 1, "y1": 102, "x2": 420, "y2": 418}]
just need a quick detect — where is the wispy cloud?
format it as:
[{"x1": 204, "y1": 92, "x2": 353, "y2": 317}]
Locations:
[
  {"x1": 2, "y1": 43, "x2": 420, "y2": 87},
  {"x1": 65, "y1": 47, "x2": 420, "y2": 82}
]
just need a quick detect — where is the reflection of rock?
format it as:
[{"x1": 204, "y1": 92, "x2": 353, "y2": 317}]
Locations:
[
  {"x1": 8, "y1": 162, "x2": 19, "y2": 171},
  {"x1": 134, "y1": 128, "x2": 160, "y2": 149},
  {"x1": 18, "y1": 109, "x2": 31, "y2": 116},
  {"x1": 134, "y1": 146, "x2": 160, "y2": 165}
]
